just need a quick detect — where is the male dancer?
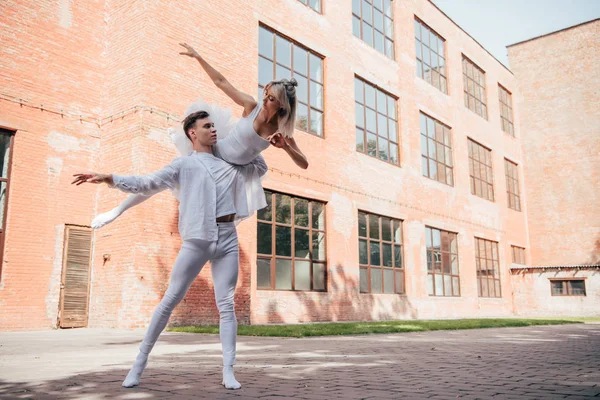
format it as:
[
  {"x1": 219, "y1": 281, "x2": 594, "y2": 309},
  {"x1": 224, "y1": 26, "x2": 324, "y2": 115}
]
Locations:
[{"x1": 72, "y1": 110, "x2": 267, "y2": 389}]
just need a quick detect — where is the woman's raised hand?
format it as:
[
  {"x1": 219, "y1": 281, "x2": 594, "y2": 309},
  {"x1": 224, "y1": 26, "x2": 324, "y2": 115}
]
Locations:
[{"x1": 179, "y1": 42, "x2": 200, "y2": 59}]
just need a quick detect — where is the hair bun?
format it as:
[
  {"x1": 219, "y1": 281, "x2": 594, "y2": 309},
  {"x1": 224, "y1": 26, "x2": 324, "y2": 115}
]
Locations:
[{"x1": 288, "y1": 78, "x2": 298, "y2": 87}]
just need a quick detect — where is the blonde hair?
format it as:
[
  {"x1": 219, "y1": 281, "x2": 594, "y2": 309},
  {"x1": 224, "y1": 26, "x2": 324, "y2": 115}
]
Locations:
[{"x1": 265, "y1": 78, "x2": 298, "y2": 138}]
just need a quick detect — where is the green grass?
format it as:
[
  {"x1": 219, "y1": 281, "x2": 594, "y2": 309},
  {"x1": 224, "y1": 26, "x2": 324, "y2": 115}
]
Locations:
[{"x1": 167, "y1": 317, "x2": 592, "y2": 338}]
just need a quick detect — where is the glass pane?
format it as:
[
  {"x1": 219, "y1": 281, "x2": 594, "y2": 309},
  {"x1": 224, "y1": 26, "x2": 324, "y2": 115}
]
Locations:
[
  {"x1": 309, "y1": 54, "x2": 323, "y2": 83},
  {"x1": 388, "y1": 120, "x2": 397, "y2": 142},
  {"x1": 359, "y1": 239, "x2": 369, "y2": 264},
  {"x1": 295, "y1": 199, "x2": 309, "y2": 227},
  {"x1": 381, "y1": 217, "x2": 391, "y2": 240},
  {"x1": 276, "y1": 36, "x2": 291, "y2": 67},
  {"x1": 258, "y1": 57, "x2": 273, "y2": 86},
  {"x1": 293, "y1": 46, "x2": 308, "y2": 76},
  {"x1": 352, "y1": 0, "x2": 361, "y2": 16},
  {"x1": 371, "y1": 268, "x2": 382, "y2": 293},
  {"x1": 495, "y1": 280, "x2": 501, "y2": 297},
  {"x1": 393, "y1": 221, "x2": 402, "y2": 243},
  {"x1": 427, "y1": 250, "x2": 433, "y2": 271},
  {"x1": 313, "y1": 262, "x2": 326, "y2": 291},
  {"x1": 275, "y1": 259, "x2": 292, "y2": 290},
  {"x1": 358, "y1": 212, "x2": 367, "y2": 237},
  {"x1": 309, "y1": 0, "x2": 321, "y2": 12},
  {"x1": 294, "y1": 260, "x2": 311, "y2": 290},
  {"x1": 435, "y1": 274, "x2": 443, "y2": 296},
  {"x1": 432, "y1": 229, "x2": 441, "y2": 249},
  {"x1": 385, "y1": 38, "x2": 394, "y2": 58},
  {"x1": 383, "y1": 0, "x2": 392, "y2": 17},
  {"x1": 444, "y1": 275, "x2": 452, "y2": 296},
  {"x1": 362, "y1": 0, "x2": 372, "y2": 23},
  {"x1": 356, "y1": 128, "x2": 365, "y2": 152},
  {"x1": 294, "y1": 73, "x2": 308, "y2": 104},
  {"x1": 384, "y1": 17, "x2": 393, "y2": 37},
  {"x1": 355, "y1": 103, "x2": 365, "y2": 128},
  {"x1": 383, "y1": 269, "x2": 394, "y2": 293},
  {"x1": 451, "y1": 255, "x2": 459, "y2": 274},
  {"x1": 310, "y1": 81, "x2": 324, "y2": 109},
  {"x1": 365, "y1": 84, "x2": 376, "y2": 109},
  {"x1": 382, "y1": 243, "x2": 392, "y2": 267},
  {"x1": 389, "y1": 143, "x2": 398, "y2": 164},
  {"x1": 276, "y1": 64, "x2": 291, "y2": 81},
  {"x1": 374, "y1": 30, "x2": 384, "y2": 53},
  {"x1": 387, "y1": 95, "x2": 396, "y2": 117},
  {"x1": 312, "y1": 202, "x2": 325, "y2": 230},
  {"x1": 377, "y1": 113, "x2": 388, "y2": 138},
  {"x1": 295, "y1": 228, "x2": 310, "y2": 258},
  {"x1": 355, "y1": 78, "x2": 364, "y2": 103},
  {"x1": 258, "y1": 27, "x2": 273, "y2": 58},
  {"x1": 276, "y1": 195, "x2": 292, "y2": 223},
  {"x1": 396, "y1": 270, "x2": 404, "y2": 294},
  {"x1": 374, "y1": 9, "x2": 383, "y2": 31},
  {"x1": 257, "y1": 191, "x2": 272, "y2": 221},
  {"x1": 312, "y1": 231, "x2": 326, "y2": 260},
  {"x1": 257, "y1": 258, "x2": 271, "y2": 288},
  {"x1": 551, "y1": 281, "x2": 564, "y2": 295},
  {"x1": 367, "y1": 132, "x2": 377, "y2": 156},
  {"x1": 257, "y1": 223, "x2": 272, "y2": 254},
  {"x1": 296, "y1": 102, "x2": 309, "y2": 131},
  {"x1": 370, "y1": 242, "x2": 381, "y2": 266},
  {"x1": 481, "y1": 278, "x2": 489, "y2": 297},
  {"x1": 366, "y1": 108, "x2": 376, "y2": 132},
  {"x1": 376, "y1": 90, "x2": 386, "y2": 114},
  {"x1": 275, "y1": 226, "x2": 292, "y2": 256},
  {"x1": 310, "y1": 109, "x2": 323, "y2": 137},
  {"x1": 363, "y1": 22, "x2": 373, "y2": 46},
  {"x1": 427, "y1": 274, "x2": 434, "y2": 295},
  {"x1": 570, "y1": 280, "x2": 585, "y2": 295},
  {"x1": 360, "y1": 268, "x2": 368, "y2": 293},
  {"x1": 452, "y1": 277, "x2": 460, "y2": 296},
  {"x1": 369, "y1": 215, "x2": 379, "y2": 239},
  {"x1": 378, "y1": 138, "x2": 388, "y2": 161}
]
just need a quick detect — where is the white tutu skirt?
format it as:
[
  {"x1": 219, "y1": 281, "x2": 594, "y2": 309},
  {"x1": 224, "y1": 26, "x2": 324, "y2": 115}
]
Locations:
[{"x1": 169, "y1": 99, "x2": 268, "y2": 219}]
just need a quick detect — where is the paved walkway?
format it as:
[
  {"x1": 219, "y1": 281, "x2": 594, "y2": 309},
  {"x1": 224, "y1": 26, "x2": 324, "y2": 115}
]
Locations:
[{"x1": 0, "y1": 324, "x2": 599, "y2": 399}]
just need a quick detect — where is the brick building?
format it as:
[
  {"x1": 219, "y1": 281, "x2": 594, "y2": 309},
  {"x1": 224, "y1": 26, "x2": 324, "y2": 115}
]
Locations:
[
  {"x1": 507, "y1": 19, "x2": 600, "y2": 317},
  {"x1": 0, "y1": 1, "x2": 596, "y2": 331}
]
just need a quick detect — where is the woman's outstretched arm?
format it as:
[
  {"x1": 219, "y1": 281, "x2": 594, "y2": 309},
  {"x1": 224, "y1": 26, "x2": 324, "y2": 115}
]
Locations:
[
  {"x1": 179, "y1": 42, "x2": 256, "y2": 115},
  {"x1": 269, "y1": 134, "x2": 309, "y2": 169}
]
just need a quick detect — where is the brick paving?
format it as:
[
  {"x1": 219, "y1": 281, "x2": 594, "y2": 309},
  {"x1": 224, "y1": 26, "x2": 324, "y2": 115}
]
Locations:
[{"x1": 0, "y1": 324, "x2": 599, "y2": 399}]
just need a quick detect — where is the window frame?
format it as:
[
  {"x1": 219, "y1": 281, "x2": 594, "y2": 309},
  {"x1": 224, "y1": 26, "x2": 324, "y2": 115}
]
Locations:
[
  {"x1": 511, "y1": 246, "x2": 526, "y2": 265},
  {"x1": 504, "y1": 158, "x2": 521, "y2": 211},
  {"x1": 414, "y1": 17, "x2": 447, "y2": 94},
  {"x1": 297, "y1": 0, "x2": 322, "y2": 13},
  {"x1": 420, "y1": 112, "x2": 453, "y2": 186},
  {"x1": 462, "y1": 55, "x2": 488, "y2": 119},
  {"x1": 258, "y1": 25, "x2": 325, "y2": 138},
  {"x1": 474, "y1": 237, "x2": 502, "y2": 298},
  {"x1": 358, "y1": 211, "x2": 405, "y2": 295},
  {"x1": 354, "y1": 76, "x2": 400, "y2": 165},
  {"x1": 256, "y1": 190, "x2": 327, "y2": 292},
  {"x1": 498, "y1": 84, "x2": 514, "y2": 136},
  {"x1": 426, "y1": 226, "x2": 460, "y2": 297},
  {"x1": 550, "y1": 279, "x2": 586, "y2": 296},
  {"x1": 0, "y1": 129, "x2": 15, "y2": 279},
  {"x1": 352, "y1": 0, "x2": 395, "y2": 59},
  {"x1": 468, "y1": 138, "x2": 495, "y2": 201}
]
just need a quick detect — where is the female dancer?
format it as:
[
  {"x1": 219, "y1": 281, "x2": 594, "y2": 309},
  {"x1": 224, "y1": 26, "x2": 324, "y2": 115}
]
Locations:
[
  {"x1": 92, "y1": 42, "x2": 308, "y2": 229},
  {"x1": 73, "y1": 110, "x2": 266, "y2": 389}
]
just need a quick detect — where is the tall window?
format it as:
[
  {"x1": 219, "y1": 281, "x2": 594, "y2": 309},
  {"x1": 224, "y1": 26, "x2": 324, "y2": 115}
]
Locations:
[
  {"x1": 257, "y1": 191, "x2": 327, "y2": 291},
  {"x1": 0, "y1": 130, "x2": 14, "y2": 275},
  {"x1": 475, "y1": 238, "x2": 501, "y2": 298},
  {"x1": 498, "y1": 85, "x2": 514, "y2": 136},
  {"x1": 511, "y1": 246, "x2": 525, "y2": 264},
  {"x1": 420, "y1": 113, "x2": 453, "y2": 185},
  {"x1": 355, "y1": 77, "x2": 399, "y2": 165},
  {"x1": 468, "y1": 139, "x2": 494, "y2": 201},
  {"x1": 462, "y1": 56, "x2": 487, "y2": 119},
  {"x1": 505, "y1": 159, "x2": 521, "y2": 211},
  {"x1": 258, "y1": 26, "x2": 324, "y2": 137},
  {"x1": 297, "y1": 0, "x2": 321, "y2": 13},
  {"x1": 358, "y1": 212, "x2": 404, "y2": 294},
  {"x1": 414, "y1": 18, "x2": 447, "y2": 93},
  {"x1": 551, "y1": 280, "x2": 586, "y2": 296},
  {"x1": 426, "y1": 227, "x2": 459, "y2": 296},
  {"x1": 352, "y1": 0, "x2": 395, "y2": 59}
]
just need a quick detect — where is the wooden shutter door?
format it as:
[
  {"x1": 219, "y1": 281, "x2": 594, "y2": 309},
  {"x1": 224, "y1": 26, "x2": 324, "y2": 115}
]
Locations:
[{"x1": 59, "y1": 226, "x2": 93, "y2": 328}]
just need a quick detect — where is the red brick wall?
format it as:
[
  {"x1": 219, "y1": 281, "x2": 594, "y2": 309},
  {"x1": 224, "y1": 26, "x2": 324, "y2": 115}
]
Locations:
[{"x1": 507, "y1": 20, "x2": 600, "y2": 267}]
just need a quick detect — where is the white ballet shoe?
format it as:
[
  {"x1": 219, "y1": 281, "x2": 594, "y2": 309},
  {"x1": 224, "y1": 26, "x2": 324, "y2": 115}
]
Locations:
[
  {"x1": 122, "y1": 353, "x2": 148, "y2": 388},
  {"x1": 222, "y1": 366, "x2": 241, "y2": 390},
  {"x1": 91, "y1": 208, "x2": 121, "y2": 229}
]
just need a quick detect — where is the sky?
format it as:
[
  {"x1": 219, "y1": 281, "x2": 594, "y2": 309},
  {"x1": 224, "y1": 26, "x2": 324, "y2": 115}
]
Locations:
[{"x1": 431, "y1": 0, "x2": 600, "y2": 68}]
